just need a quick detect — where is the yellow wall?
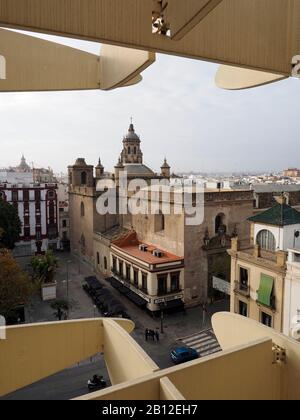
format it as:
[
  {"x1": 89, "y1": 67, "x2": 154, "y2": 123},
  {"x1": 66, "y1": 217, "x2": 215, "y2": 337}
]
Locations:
[
  {"x1": 213, "y1": 312, "x2": 300, "y2": 401},
  {"x1": 103, "y1": 319, "x2": 159, "y2": 385},
  {"x1": 0, "y1": 319, "x2": 104, "y2": 397},
  {"x1": 230, "y1": 253, "x2": 285, "y2": 332},
  {"x1": 0, "y1": 318, "x2": 135, "y2": 397}
]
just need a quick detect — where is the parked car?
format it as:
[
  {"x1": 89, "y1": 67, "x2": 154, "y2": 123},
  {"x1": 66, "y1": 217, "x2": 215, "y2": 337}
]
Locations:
[{"x1": 170, "y1": 347, "x2": 199, "y2": 365}]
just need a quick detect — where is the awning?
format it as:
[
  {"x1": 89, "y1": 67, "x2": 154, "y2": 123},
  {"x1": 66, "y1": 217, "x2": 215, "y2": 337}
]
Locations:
[
  {"x1": 110, "y1": 278, "x2": 122, "y2": 290},
  {"x1": 257, "y1": 275, "x2": 274, "y2": 307},
  {"x1": 109, "y1": 277, "x2": 147, "y2": 308},
  {"x1": 160, "y1": 299, "x2": 184, "y2": 312},
  {"x1": 126, "y1": 291, "x2": 147, "y2": 308}
]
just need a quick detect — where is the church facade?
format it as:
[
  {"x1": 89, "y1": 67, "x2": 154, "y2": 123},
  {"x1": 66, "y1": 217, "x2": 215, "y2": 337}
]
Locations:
[{"x1": 68, "y1": 123, "x2": 254, "y2": 312}]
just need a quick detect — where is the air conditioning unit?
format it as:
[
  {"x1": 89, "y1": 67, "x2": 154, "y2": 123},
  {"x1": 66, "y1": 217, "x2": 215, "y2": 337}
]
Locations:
[
  {"x1": 153, "y1": 249, "x2": 164, "y2": 258},
  {"x1": 139, "y1": 244, "x2": 148, "y2": 252},
  {"x1": 291, "y1": 325, "x2": 300, "y2": 341}
]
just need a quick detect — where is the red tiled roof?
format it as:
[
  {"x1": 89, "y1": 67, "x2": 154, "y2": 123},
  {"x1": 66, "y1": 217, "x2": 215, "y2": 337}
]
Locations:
[{"x1": 112, "y1": 232, "x2": 183, "y2": 265}]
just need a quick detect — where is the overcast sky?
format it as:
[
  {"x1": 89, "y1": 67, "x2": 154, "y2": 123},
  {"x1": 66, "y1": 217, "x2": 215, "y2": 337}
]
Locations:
[{"x1": 0, "y1": 32, "x2": 299, "y2": 174}]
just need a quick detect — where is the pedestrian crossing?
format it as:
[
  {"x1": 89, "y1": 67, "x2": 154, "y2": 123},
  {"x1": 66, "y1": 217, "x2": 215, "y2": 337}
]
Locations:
[{"x1": 178, "y1": 329, "x2": 222, "y2": 358}]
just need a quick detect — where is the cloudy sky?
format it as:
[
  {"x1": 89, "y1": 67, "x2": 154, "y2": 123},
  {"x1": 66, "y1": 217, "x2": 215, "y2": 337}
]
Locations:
[{"x1": 0, "y1": 32, "x2": 299, "y2": 174}]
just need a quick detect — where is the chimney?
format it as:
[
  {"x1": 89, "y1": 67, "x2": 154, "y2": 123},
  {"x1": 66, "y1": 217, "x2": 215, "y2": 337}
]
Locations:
[{"x1": 276, "y1": 250, "x2": 287, "y2": 267}]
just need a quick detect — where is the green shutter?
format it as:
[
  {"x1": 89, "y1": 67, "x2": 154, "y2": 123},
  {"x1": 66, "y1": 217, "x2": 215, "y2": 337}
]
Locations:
[{"x1": 257, "y1": 275, "x2": 274, "y2": 307}]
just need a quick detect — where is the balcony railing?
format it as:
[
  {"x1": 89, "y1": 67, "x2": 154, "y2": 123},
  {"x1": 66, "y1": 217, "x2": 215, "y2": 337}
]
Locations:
[{"x1": 234, "y1": 281, "x2": 250, "y2": 297}]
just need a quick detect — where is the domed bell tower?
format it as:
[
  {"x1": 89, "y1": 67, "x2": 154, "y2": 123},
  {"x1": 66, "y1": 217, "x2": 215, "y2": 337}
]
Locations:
[
  {"x1": 121, "y1": 122, "x2": 143, "y2": 164},
  {"x1": 161, "y1": 158, "x2": 171, "y2": 178}
]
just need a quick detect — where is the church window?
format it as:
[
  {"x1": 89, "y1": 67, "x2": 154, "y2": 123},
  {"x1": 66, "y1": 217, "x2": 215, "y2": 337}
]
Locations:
[
  {"x1": 257, "y1": 230, "x2": 276, "y2": 252},
  {"x1": 81, "y1": 171, "x2": 87, "y2": 185},
  {"x1": 215, "y1": 213, "x2": 226, "y2": 234},
  {"x1": 80, "y1": 202, "x2": 85, "y2": 217}
]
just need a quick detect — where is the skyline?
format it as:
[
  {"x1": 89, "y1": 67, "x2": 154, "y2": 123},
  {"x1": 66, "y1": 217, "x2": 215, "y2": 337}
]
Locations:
[{"x1": 0, "y1": 31, "x2": 300, "y2": 174}]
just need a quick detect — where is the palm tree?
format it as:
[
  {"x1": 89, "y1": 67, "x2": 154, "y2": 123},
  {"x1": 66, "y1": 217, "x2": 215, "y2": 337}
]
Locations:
[{"x1": 31, "y1": 251, "x2": 58, "y2": 284}]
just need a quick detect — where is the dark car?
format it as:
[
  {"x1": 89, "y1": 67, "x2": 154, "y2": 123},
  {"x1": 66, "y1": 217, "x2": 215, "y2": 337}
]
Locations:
[{"x1": 170, "y1": 347, "x2": 199, "y2": 365}]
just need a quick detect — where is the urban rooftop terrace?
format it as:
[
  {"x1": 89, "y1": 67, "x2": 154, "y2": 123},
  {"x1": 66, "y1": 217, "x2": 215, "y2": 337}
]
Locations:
[{"x1": 1, "y1": 313, "x2": 300, "y2": 400}]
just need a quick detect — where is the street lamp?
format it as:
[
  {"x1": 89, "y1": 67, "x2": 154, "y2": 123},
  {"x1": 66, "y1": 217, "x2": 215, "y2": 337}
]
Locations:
[
  {"x1": 74, "y1": 248, "x2": 81, "y2": 274},
  {"x1": 66, "y1": 260, "x2": 72, "y2": 318},
  {"x1": 160, "y1": 301, "x2": 167, "y2": 334}
]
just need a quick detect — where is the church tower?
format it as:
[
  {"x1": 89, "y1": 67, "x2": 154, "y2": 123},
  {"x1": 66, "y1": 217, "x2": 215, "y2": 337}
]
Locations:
[
  {"x1": 161, "y1": 158, "x2": 171, "y2": 178},
  {"x1": 95, "y1": 157, "x2": 105, "y2": 180},
  {"x1": 120, "y1": 122, "x2": 143, "y2": 164}
]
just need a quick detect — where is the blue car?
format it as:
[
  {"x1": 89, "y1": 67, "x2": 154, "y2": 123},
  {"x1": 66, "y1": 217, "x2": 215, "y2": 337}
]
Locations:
[{"x1": 170, "y1": 347, "x2": 199, "y2": 365}]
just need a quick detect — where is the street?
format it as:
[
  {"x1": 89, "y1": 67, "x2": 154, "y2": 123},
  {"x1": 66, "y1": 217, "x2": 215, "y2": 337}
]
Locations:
[{"x1": 2, "y1": 252, "x2": 229, "y2": 400}]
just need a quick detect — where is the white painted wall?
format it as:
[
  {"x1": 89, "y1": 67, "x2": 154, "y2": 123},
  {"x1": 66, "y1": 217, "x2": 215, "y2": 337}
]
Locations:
[
  {"x1": 254, "y1": 223, "x2": 300, "y2": 251},
  {"x1": 283, "y1": 250, "x2": 300, "y2": 338}
]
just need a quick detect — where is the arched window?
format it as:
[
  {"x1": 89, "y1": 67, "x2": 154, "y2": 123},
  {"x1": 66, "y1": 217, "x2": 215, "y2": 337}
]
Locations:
[
  {"x1": 215, "y1": 213, "x2": 226, "y2": 234},
  {"x1": 97, "y1": 252, "x2": 100, "y2": 265},
  {"x1": 104, "y1": 257, "x2": 108, "y2": 270},
  {"x1": 155, "y1": 211, "x2": 165, "y2": 232},
  {"x1": 257, "y1": 230, "x2": 276, "y2": 252},
  {"x1": 81, "y1": 171, "x2": 87, "y2": 185},
  {"x1": 134, "y1": 146, "x2": 137, "y2": 155},
  {"x1": 80, "y1": 202, "x2": 85, "y2": 217},
  {"x1": 128, "y1": 146, "x2": 131, "y2": 155},
  {"x1": 80, "y1": 234, "x2": 86, "y2": 254}
]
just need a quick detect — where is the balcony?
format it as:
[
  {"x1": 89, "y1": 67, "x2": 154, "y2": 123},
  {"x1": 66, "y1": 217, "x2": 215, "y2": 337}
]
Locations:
[
  {"x1": 234, "y1": 281, "x2": 250, "y2": 298},
  {"x1": 256, "y1": 295, "x2": 276, "y2": 312}
]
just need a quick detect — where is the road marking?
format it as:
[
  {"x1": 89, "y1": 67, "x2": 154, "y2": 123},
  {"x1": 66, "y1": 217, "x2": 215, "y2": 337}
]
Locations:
[{"x1": 178, "y1": 329, "x2": 222, "y2": 358}]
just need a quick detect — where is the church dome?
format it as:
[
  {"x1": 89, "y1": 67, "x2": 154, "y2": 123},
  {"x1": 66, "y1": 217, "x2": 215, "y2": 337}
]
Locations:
[
  {"x1": 161, "y1": 158, "x2": 170, "y2": 169},
  {"x1": 124, "y1": 123, "x2": 140, "y2": 142},
  {"x1": 124, "y1": 163, "x2": 155, "y2": 177},
  {"x1": 17, "y1": 155, "x2": 31, "y2": 172},
  {"x1": 74, "y1": 158, "x2": 87, "y2": 167}
]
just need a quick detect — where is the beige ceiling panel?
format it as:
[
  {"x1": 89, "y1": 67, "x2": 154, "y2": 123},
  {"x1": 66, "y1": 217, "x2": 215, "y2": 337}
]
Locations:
[
  {"x1": 0, "y1": 1, "x2": 299, "y2": 78},
  {"x1": 100, "y1": 44, "x2": 155, "y2": 90},
  {"x1": 0, "y1": 28, "x2": 100, "y2": 92},
  {"x1": 122, "y1": 75, "x2": 143, "y2": 88},
  {"x1": 165, "y1": 0, "x2": 223, "y2": 40},
  {"x1": 216, "y1": 65, "x2": 287, "y2": 90}
]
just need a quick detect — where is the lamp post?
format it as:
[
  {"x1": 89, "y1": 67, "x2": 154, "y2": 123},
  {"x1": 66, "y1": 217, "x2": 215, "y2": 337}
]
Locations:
[
  {"x1": 66, "y1": 260, "x2": 72, "y2": 318},
  {"x1": 74, "y1": 248, "x2": 81, "y2": 274},
  {"x1": 160, "y1": 309, "x2": 164, "y2": 334},
  {"x1": 160, "y1": 300, "x2": 167, "y2": 334}
]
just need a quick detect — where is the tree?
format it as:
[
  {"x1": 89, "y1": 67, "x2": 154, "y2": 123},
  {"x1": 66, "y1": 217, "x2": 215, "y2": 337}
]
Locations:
[
  {"x1": 0, "y1": 199, "x2": 21, "y2": 249},
  {"x1": 51, "y1": 300, "x2": 70, "y2": 321},
  {"x1": 0, "y1": 249, "x2": 34, "y2": 320},
  {"x1": 31, "y1": 251, "x2": 59, "y2": 284}
]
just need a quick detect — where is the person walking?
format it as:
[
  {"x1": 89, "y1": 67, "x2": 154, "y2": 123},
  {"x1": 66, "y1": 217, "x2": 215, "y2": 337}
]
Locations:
[
  {"x1": 145, "y1": 328, "x2": 149, "y2": 341},
  {"x1": 155, "y1": 331, "x2": 160, "y2": 342}
]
